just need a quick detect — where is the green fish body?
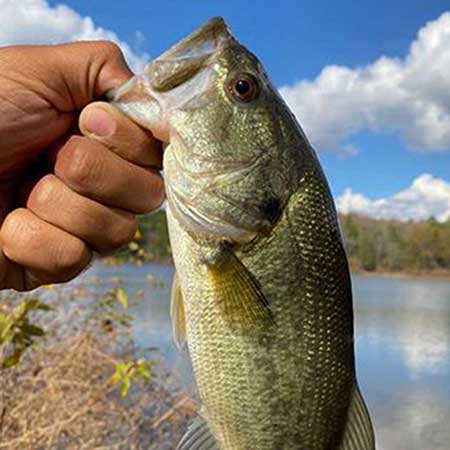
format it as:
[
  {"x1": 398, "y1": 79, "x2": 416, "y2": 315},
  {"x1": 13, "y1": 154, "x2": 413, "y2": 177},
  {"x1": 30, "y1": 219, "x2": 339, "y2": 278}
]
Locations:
[{"x1": 109, "y1": 17, "x2": 375, "y2": 450}]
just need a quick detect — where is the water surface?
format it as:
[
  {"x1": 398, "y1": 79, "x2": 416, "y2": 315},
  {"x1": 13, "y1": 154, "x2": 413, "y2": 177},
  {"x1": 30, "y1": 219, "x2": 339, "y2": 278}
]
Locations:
[{"x1": 79, "y1": 263, "x2": 450, "y2": 450}]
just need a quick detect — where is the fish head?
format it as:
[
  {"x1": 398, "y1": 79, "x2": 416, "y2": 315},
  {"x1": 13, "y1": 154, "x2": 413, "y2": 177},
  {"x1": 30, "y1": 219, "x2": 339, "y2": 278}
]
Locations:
[{"x1": 110, "y1": 17, "x2": 316, "y2": 245}]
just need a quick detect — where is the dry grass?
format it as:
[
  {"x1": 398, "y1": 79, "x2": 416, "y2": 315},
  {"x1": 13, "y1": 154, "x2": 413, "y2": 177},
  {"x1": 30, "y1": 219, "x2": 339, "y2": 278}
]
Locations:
[{"x1": 0, "y1": 284, "x2": 195, "y2": 450}]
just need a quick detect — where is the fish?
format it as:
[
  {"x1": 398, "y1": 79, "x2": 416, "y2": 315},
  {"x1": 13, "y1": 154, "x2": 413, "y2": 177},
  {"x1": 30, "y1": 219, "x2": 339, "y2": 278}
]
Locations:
[{"x1": 108, "y1": 17, "x2": 375, "y2": 450}]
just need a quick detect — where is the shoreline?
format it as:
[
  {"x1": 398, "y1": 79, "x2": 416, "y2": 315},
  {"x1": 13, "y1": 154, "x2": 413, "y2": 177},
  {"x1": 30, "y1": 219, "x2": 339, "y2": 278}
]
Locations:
[
  {"x1": 100, "y1": 257, "x2": 450, "y2": 283},
  {"x1": 351, "y1": 269, "x2": 450, "y2": 282}
]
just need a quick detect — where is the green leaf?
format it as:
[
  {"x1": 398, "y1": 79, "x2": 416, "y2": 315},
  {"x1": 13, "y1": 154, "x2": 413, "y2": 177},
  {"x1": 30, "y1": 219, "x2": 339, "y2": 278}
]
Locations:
[
  {"x1": 0, "y1": 299, "x2": 51, "y2": 369},
  {"x1": 137, "y1": 359, "x2": 149, "y2": 380},
  {"x1": 2, "y1": 348, "x2": 24, "y2": 368},
  {"x1": 1, "y1": 322, "x2": 14, "y2": 343},
  {"x1": 112, "y1": 369, "x2": 122, "y2": 385},
  {"x1": 0, "y1": 310, "x2": 7, "y2": 325},
  {"x1": 116, "y1": 288, "x2": 128, "y2": 309},
  {"x1": 21, "y1": 323, "x2": 45, "y2": 337},
  {"x1": 0, "y1": 312, "x2": 11, "y2": 340},
  {"x1": 120, "y1": 375, "x2": 131, "y2": 398},
  {"x1": 33, "y1": 302, "x2": 53, "y2": 312},
  {"x1": 12, "y1": 302, "x2": 27, "y2": 319}
]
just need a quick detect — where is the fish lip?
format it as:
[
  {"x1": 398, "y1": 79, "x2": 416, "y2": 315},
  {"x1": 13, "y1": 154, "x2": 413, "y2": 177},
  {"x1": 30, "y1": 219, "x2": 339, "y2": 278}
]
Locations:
[{"x1": 146, "y1": 17, "x2": 233, "y2": 91}]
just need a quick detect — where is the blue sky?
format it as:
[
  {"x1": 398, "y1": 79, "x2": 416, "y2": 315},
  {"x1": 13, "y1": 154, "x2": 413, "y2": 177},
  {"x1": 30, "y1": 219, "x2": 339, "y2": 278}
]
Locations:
[
  {"x1": 55, "y1": 0, "x2": 447, "y2": 85},
  {"x1": 2, "y1": 0, "x2": 450, "y2": 220}
]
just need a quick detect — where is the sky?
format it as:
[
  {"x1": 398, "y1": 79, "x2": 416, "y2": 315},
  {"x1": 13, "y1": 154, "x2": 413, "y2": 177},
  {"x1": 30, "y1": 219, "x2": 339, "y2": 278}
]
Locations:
[{"x1": 0, "y1": 0, "x2": 449, "y2": 221}]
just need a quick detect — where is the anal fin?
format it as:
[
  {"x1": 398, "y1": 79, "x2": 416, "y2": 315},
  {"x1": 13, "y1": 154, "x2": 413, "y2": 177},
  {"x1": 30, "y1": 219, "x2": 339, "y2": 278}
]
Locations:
[
  {"x1": 176, "y1": 416, "x2": 220, "y2": 450},
  {"x1": 339, "y1": 383, "x2": 376, "y2": 450}
]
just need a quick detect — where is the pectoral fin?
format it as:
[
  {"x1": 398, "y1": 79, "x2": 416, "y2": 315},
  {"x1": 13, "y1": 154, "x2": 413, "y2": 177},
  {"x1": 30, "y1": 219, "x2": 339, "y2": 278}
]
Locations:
[
  {"x1": 170, "y1": 272, "x2": 187, "y2": 350},
  {"x1": 207, "y1": 250, "x2": 273, "y2": 328},
  {"x1": 339, "y1": 384, "x2": 375, "y2": 450},
  {"x1": 176, "y1": 415, "x2": 220, "y2": 450}
]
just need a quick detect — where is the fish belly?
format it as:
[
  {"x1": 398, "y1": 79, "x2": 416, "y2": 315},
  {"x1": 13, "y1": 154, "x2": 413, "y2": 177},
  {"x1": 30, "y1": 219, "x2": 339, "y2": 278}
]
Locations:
[{"x1": 167, "y1": 204, "x2": 354, "y2": 450}]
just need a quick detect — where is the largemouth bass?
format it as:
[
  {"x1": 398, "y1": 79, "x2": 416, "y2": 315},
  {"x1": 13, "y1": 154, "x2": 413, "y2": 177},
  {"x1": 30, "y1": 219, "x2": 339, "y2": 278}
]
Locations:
[{"x1": 109, "y1": 17, "x2": 375, "y2": 450}]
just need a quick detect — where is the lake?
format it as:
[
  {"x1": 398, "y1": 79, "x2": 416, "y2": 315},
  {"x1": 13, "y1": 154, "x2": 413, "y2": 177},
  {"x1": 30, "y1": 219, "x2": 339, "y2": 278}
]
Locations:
[{"x1": 76, "y1": 262, "x2": 450, "y2": 450}]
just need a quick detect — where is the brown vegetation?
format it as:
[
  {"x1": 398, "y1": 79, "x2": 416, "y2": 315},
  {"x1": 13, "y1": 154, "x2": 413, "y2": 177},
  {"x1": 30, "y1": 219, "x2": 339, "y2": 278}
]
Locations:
[
  {"x1": 0, "y1": 284, "x2": 195, "y2": 450},
  {"x1": 339, "y1": 214, "x2": 450, "y2": 275},
  {"x1": 126, "y1": 210, "x2": 450, "y2": 277}
]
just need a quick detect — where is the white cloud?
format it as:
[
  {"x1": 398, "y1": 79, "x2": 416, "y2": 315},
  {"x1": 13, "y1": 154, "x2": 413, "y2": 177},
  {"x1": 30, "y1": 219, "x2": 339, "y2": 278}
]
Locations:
[
  {"x1": 280, "y1": 12, "x2": 450, "y2": 154},
  {"x1": 0, "y1": 0, "x2": 148, "y2": 71},
  {"x1": 375, "y1": 388, "x2": 450, "y2": 450},
  {"x1": 2, "y1": 1, "x2": 450, "y2": 157},
  {"x1": 337, "y1": 173, "x2": 450, "y2": 222}
]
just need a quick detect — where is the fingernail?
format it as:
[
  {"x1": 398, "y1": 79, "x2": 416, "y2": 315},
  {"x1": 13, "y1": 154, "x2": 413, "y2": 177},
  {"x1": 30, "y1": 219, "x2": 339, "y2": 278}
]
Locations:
[{"x1": 84, "y1": 107, "x2": 116, "y2": 137}]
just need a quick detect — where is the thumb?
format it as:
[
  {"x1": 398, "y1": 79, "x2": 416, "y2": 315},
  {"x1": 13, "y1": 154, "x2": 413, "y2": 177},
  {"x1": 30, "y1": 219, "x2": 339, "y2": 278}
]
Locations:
[{"x1": 50, "y1": 41, "x2": 134, "y2": 111}]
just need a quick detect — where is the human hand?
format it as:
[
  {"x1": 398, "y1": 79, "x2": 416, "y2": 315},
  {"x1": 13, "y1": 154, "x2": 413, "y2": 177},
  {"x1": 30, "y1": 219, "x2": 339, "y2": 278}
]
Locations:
[{"x1": 0, "y1": 42, "x2": 164, "y2": 291}]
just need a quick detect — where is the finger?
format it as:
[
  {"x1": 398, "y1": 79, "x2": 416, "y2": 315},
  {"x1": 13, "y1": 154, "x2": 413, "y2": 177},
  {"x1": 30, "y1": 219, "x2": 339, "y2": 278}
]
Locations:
[
  {"x1": 51, "y1": 41, "x2": 134, "y2": 110},
  {"x1": 0, "y1": 41, "x2": 133, "y2": 112},
  {"x1": 27, "y1": 174, "x2": 138, "y2": 253},
  {"x1": 79, "y1": 102, "x2": 163, "y2": 168},
  {"x1": 0, "y1": 252, "x2": 30, "y2": 291},
  {"x1": 0, "y1": 208, "x2": 91, "y2": 288},
  {"x1": 54, "y1": 136, "x2": 164, "y2": 213}
]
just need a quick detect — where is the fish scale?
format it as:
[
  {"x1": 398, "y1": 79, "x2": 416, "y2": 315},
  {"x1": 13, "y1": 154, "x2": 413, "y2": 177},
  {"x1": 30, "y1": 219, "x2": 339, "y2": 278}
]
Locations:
[
  {"x1": 165, "y1": 168, "x2": 355, "y2": 449},
  {"x1": 109, "y1": 16, "x2": 375, "y2": 450}
]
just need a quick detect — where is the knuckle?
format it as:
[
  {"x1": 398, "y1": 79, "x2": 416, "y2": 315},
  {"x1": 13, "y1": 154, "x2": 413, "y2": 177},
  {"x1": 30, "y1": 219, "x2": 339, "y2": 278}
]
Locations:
[
  {"x1": 0, "y1": 210, "x2": 45, "y2": 262},
  {"x1": 98, "y1": 41, "x2": 123, "y2": 59},
  {"x1": 57, "y1": 137, "x2": 94, "y2": 191},
  {"x1": 54, "y1": 239, "x2": 90, "y2": 276},
  {"x1": 107, "y1": 214, "x2": 137, "y2": 250},
  {"x1": 28, "y1": 174, "x2": 59, "y2": 211},
  {"x1": 1, "y1": 209, "x2": 31, "y2": 247},
  {"x1": 0, "y1": 208, "x2": 91, "y2": 281}
]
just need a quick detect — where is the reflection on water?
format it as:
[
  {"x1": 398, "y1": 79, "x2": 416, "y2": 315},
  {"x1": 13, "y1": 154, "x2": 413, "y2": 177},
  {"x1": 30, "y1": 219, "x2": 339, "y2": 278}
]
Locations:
[
  {"x1": 354, "y1": 277, "x2": 450, "y2": 377},
  {"x1": 79, "y1": 263, "x2": 194, "y2": 389},
  {"x1": 78, "y1": 264, "x2": 450, "y2": 450},
  {"x1": 353, "y1": 276, "x2": 450, "y2": 450}
]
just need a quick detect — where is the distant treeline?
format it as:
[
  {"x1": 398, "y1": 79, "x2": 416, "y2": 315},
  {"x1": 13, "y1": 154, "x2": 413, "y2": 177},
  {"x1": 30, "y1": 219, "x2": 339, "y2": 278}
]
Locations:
[
  {"x1": 340, "y1": 214, "x2": 450, "y2": 274},
  {"x1": 106, "y1": 210, "x2": 172, "y2": 265},
  {"x1": 137, "y1": 209, "x2": 171, "y2": 262},
  {"x1": 130, "y1": 210, "x2": 450, "y2": 275}
]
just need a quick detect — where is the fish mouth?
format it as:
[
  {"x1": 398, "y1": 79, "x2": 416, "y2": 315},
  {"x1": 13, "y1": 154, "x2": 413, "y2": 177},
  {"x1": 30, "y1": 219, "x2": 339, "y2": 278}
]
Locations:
[
  {"x1": 107, "y1": 17, "x2": 234, "y2": 142},
  {"x1": 146, "y1": 17, "x2": 233, "y2": 91}
]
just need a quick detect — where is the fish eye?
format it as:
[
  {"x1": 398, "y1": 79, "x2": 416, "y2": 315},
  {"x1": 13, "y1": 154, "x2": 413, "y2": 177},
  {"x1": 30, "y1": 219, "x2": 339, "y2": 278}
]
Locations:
[{"x1": 228, "y1": 73, "x2": 260, "y2": 103}]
